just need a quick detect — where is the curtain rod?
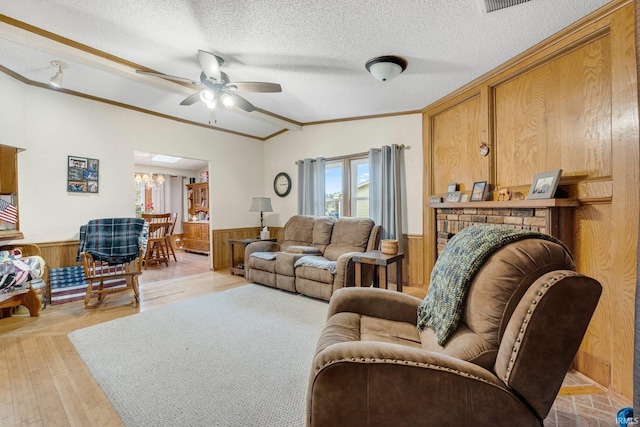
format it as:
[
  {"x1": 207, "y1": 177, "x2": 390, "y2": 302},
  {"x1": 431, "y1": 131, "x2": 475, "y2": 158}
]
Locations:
[{"x1": 295, "y1": 144, "x2": 409, "y2": 164}]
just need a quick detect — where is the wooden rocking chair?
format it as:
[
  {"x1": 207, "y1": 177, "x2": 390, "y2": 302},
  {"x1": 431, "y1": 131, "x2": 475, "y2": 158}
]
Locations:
[{"x1": 78, "y1": 218, "x2": 147, "y2": 308}]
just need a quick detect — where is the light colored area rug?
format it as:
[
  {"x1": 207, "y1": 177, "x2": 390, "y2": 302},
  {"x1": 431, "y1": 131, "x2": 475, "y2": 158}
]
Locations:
[{"x1": 68, "y1": 284, "x2": 329, "y2": 426}]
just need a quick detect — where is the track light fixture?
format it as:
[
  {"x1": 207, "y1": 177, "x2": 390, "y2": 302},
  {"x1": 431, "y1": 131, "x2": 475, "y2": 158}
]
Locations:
[
  {"x1": 49, "y1": 60, "x2": 67, "y2": 88},
  {"x1": 365, "y1": 55, "x2": 407, "y2": 82}
]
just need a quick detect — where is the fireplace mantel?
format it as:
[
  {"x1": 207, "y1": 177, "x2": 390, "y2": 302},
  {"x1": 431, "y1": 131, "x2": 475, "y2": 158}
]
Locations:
[{"x1": 429, "y1": 199, "x2": 579, "y2": 209}]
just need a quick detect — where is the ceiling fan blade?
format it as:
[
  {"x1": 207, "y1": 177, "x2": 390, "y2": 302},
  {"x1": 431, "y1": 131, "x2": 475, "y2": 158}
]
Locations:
[
  {"x1": 222, "y1": 90, "x2": 256, "y2": 112},
  {"x1": 198, "y1": 50, "x2": 222, "y2": 83},
  {"x1": 136, "y1": 70, "x2": 199, "y2": 85},
  {"x1": 227, "y1": 82, "x2": 282, "y2": 93},
  {"x1": 180, "y1": 91, "x2": 202, "y2": 106}
]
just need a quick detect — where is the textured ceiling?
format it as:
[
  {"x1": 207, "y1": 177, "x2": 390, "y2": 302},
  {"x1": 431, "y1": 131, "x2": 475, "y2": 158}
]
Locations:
[{"x1": 0, "y1": 0, "x2": 611, "y2": 140}]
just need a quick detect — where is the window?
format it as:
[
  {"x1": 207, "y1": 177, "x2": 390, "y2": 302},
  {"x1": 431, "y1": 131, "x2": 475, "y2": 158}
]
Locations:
[{"x1": 325, "y1": 155, "x2": 369, "y2": 218}]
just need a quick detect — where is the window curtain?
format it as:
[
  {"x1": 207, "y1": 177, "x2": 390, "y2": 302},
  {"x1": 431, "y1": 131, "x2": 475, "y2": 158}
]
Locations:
[
  {"x1": 634, "y1": 0, "x2": 640, "y2": 414},
  {"x1": 297, "y1": 157, "x2": 326, "y2": 216},
  {"x1": 151, "y1": 176, "x2": 184, "y2": 232},
  {"x1": 369, "y1": 144, "x2": 404, "y2": 242}
]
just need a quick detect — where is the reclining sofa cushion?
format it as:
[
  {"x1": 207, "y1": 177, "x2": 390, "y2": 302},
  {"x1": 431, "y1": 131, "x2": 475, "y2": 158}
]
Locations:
[
  {"x1": 323, "y1": 217, "x2": 374, "y2": 261},
  {"x1": 280, "y1": 215, "x2": 336, "y2": 253}
]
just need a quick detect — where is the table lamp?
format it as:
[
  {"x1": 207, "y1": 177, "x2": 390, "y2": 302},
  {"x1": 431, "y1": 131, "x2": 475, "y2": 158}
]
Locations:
[{"x1": 249, "y1": 197, "x2": 273, "y2": 229}]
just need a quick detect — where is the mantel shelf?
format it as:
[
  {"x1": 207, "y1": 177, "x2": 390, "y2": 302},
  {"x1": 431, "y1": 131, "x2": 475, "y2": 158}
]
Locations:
[{"x1": 429, "y1": 198, "x2": 580, "y2": 209}]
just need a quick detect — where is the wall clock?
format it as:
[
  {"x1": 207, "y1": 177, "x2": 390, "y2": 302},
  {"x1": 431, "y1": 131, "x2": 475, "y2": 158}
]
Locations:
[{"x1": 274, "y1": 172, "x2": 292, "y2": 197}]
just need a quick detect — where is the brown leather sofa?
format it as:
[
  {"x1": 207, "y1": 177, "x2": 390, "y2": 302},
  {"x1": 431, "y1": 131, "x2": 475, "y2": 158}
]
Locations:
[
  {"x1": 245, "y1": 215, "x2": 381, "y2": 301},
  {"x1": 307, "y1": 234, "x2": 602, "y2": 426}
]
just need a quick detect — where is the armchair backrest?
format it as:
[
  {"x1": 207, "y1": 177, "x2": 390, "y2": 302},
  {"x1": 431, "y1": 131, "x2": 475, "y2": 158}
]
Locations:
[
  {"x1": 462, "y1": 238, "x2": 575, "y2": 348},
  {"x1": 495, "y1": 271, "x2": 601, "y2": 420}
]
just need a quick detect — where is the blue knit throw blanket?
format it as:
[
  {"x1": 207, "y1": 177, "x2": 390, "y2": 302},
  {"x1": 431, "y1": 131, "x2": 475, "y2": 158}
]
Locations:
[{"x1": 417, "y1": 225, "x2": 572, "y2": 346}]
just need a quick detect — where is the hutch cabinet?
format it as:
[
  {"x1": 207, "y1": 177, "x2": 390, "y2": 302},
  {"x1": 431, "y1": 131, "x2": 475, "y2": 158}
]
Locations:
[
  {"x1": 183, "y1": 182, "x2": 209, "y2": 254},
  {"x1": 187, "y1": 182, "x2": 208, "y2": 219}
]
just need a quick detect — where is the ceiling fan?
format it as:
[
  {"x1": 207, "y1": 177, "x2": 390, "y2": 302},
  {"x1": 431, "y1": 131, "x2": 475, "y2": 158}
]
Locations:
[{"x1": 136, "y1": 50, "x2": 281, "y2": 114}]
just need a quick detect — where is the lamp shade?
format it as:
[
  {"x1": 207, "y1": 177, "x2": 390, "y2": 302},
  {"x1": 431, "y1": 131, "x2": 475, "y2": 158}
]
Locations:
[
  {"x1": 365, "y1": 56, "x2": 407, "y2": 82},
  {"x1": 249, "y1": 197, "x2": 273, "y2": 213}
]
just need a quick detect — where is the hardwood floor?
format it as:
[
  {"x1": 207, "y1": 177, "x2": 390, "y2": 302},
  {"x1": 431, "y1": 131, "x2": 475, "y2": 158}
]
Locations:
[
  {"x1": 0, "y1": 251, "x2": 246, "y2": 426},
  {"x1": 0, "y1": 252, "x2": 628, "y2": 426}
]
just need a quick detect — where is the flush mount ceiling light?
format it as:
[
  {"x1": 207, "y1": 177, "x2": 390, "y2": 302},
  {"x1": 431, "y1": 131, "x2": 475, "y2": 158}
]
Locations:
[
  {"x1": 49, "y1": 60, "x2": 67, "y2": 88},
  {"x1": 365, "y1": 56, "x2": 407, "y2": 82}
]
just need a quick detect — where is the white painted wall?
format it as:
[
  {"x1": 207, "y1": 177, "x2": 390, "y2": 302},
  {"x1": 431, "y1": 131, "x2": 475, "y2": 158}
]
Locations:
[
  {"x1": 0, "y1": 73, "x2": 264, "y2": 242},
  {"x1": 0, "y1": 72, "x2": 423, "y2": 242},
  {"x1": 264, "y1": 115, "x2": 423, "y2": 234}
]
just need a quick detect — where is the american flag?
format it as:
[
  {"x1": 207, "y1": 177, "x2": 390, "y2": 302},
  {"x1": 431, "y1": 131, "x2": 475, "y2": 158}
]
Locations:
[{"x1": 0, "y1": 199, "x2": 18, "y2": 224}]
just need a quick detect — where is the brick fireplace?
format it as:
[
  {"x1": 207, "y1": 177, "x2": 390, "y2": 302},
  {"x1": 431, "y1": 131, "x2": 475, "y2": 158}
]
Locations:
[{"x1": 431, "y1": 200, "x2": 578, "y2": 255}]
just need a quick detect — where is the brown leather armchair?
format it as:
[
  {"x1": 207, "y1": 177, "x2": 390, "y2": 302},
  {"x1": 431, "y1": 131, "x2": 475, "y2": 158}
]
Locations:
[{"x1": 307, "y1": 235, "x2": 601, "y2": 427}]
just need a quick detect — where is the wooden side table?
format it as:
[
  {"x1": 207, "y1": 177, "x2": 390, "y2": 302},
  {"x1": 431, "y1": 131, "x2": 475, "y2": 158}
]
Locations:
[
  {"x1": 228, "y1": 238, "x2": 277, "y2": 276},
  {"x1": 352, "y1": 251, "x2": 405, "y2": 292}
]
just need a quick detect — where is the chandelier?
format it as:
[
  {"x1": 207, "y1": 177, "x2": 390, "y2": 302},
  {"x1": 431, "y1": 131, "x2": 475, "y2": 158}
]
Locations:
[
  {"x1": 135, "y1": 172, "x2": 164, "y2": 189},
  {"x1": 135, "y1": 153, "x2": 165, "y2": 189}
]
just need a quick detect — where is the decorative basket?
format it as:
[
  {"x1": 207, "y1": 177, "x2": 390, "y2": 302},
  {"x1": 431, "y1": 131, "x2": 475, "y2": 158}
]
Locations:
[{"x1": 381, "y1": 239, "x2": 399, "y2": 255}]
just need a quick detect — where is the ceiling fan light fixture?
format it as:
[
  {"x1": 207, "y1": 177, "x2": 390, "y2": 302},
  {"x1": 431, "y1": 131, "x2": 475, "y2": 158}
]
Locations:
[
  {"x1": 221, "y1": 92, "x2": 235, "y2": 109},
  {"x1": 49, "y1": 60, "x2": 67, "y2": 88},
  {"x1": 200, "y1": 90, "x2": 217, "y2": 110},
  {"x1": 365, "y1": 55, "x2": 407, "y2": 82}
]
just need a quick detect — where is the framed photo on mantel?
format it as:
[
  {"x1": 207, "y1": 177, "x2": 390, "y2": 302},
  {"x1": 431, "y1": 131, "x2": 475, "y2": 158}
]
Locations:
[
  {"x1": 68, "y1": 155, "x2": 99, "y2": 193},
  {"x1": 527, "y1": 169, "x2": 562, "y2": 200},
  {"x1": 470, "y1": 181, "x2": 487, "y2": 202}
]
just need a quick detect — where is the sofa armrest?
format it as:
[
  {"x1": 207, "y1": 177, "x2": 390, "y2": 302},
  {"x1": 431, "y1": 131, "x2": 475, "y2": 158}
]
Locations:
[
  {"x1": 312, "y1": 341, "x2": 497, "y2": 383},
  {"x1": 245, "y1": 241, "x2": 280, "y2": 259},
  {"x1": 308, "y1": 341, "x2": 538, "y2": 426},
  {"x1": 327, "y1": 287, "x2": 421, "y2": 324}
]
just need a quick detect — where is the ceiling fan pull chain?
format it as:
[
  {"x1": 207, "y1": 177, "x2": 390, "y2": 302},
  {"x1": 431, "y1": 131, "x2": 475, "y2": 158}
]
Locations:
[{"x1": 209, "y1": 109, "x2": 217, "y2": 124}]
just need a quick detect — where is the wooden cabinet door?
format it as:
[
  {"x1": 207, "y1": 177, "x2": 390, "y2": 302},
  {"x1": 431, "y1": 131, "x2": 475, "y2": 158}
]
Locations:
[{"x1": 0, "y1": 146, "x2": 17, "y2": 195}]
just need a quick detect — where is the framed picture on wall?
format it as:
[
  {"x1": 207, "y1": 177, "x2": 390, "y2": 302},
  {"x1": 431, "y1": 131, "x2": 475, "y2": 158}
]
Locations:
[
  {"x1": 68, "y1": 155, "x2": 99, "y2": 193},
  {"x1": 527, "y1": 169, "x2": 562, "y2": 199}
]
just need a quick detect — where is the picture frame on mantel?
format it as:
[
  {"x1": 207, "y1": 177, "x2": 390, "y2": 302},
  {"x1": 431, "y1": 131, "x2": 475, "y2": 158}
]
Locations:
[
  {"x1": 445, "y1": 191, "x2": 461, "y2": 202},
  {"x1": 527, "y1": 169, "x2": 562, "y2": 200},
  {"x1": 470, "y1": 181, "x2": 487, "y2": 202}
]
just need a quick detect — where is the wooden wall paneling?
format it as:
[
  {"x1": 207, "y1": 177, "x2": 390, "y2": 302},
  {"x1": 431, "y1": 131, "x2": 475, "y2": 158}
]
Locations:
[
  {"x1": 494, "y1": 34, "x2": 612, "y2": 187},
  {"x1": 403, "y1": 234, "x2": 424, "y2": 289},
  {"x1": 211, "y1": 227, "x2": 283, "y2": 271},
  {"x1": 608, "y1": 3, "x2": 638, "y2": 399},
  {"x1": 422, "y1": 111, "x2": 436, "y2": 291},
  {"x1": 431, "y1": 95, "x2": 485, "y2": 194},
  {"x1": 37, "y1": 241, "x2": 81, "y2": 270},
  {"x1": 572, "y1": 203, "x2": 613, "y2": 388},
  {"x1": 424, "y1": 92, "x2": 487, "y2": 289},
  {"x1": 421, "y1": 1, "x2": 637, "y2": 398}
]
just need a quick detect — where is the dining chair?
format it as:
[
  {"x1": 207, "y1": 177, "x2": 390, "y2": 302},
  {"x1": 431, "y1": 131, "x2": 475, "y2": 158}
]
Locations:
[
  {"x1": 141, "y1": 213, "x2": 172, "y2": 269},
  {"x1": 165, "y1": 212, "x2": 178, "y2": 262}
]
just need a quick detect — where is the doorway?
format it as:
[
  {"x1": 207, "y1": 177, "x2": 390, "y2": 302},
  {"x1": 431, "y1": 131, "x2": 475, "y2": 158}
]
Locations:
[{"x1": 133, "y1": 151, "x2": 211, "y2": 275}]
